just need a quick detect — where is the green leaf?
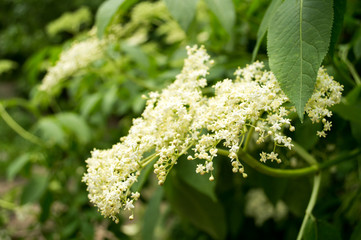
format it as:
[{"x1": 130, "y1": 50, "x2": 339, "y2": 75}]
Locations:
[
  {"x1": 176, "y1": 156, "x2": 217, "y2": 202},
  {"x1": 132, "y1": 94, "x2": 146, "y2": 114},
  {"x1": 80, "y1": 93, "x2": 102, "y2": 117},
  {"x1": 332, "y1": 102, "x2": 361, "y2": 125},
  {"x1": 39, "y1": 190, "x2": 53, "y2": 222},
  {"x1": 164, "y1": 173, "x2": 227, "y2": 240},
  {"x1": 258, "y1": 174, "x2": 287, "y2": 206},
  {"x1": 56, "y1": 112, "x2": 91, "y2": 144},
  {"x1": 164, "y1": 0, "x2": 199, "y2": 31},
  {"x1": 252, "y1": 0, "x2": 282, "y2": 62},
  {"x1": 328, "y1": 0, "x2": 346, "y2": 57},
  {"x1": 131, "y1": 159, "x2": 154, "y2": 193},
  {"x1": 294, "y1": 116, "x2": 321, "y2": 150},
  {"x1": 303, "y1": 215, "x2": 317, "y2": 240},
  {"x1": 142, "y1": 187, "x2": 163, "y2": 240},
  {"x1": 282, "y1": 177, "x2": 312, "y2": 217},
  {"x1": 267, "y1": 0, "x2": 334, "y2": 120},
  {"x1": 344, "y1": 85, "x2": 361, "y2": 105},
  {"x1": 301, "y1": 217, "x2": 342, "y2": 240},
  {"x1": 122, "y1": 44, "x2": 150, "y2": 69},
  {"x1": 36, "y1": 118, "x2": 66, "y2": 146},
  {"x1": 353, "y1": 33, "x2": 361, "y2": 59},
  {"x1": 204, "y1": 0, "x2": 235, "y2": 35},
  {"x1": 317, "y1": 220, "x2": 342, "y2": 240},
  {"x1": 102, "y1": 86, "x2": 118, "y2": 115},
  {"x1": 7, "y1": 153, "x2": 31, "y2": 181},
  {"x1": 350, "y1": 220, "x2": 361, "y2": 240},
  {"x1": 351, "y1": 120, "x2": 361, "y2": 145},
  {"x1": 95, "y1": 0, "x2": 125, "y2": 38},
  {"x1": 21, "y1": 175, "x2": 48, "y2": 204}
]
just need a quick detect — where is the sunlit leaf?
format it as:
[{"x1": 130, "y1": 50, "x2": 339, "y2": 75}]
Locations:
[
  {"x1": 96, "y1": 0, "x2": 129, "y2": 38},
  {"x1": 204, "y1": 0, "x2": 235, "y2": 35},
  {"x1": 164, "y1": 0, "x2": 199, "y2": 31}
]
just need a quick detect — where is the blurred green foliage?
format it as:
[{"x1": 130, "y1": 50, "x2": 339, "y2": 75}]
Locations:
[{"x1": 1, "y1": 0, "x2": 361, "y2": 239}]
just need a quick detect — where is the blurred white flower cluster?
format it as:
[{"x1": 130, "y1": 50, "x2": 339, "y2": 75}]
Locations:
[
  {"x1": 83, "y1": 45, "x2": 343, "y2": 222},
  {"x1": 39, "y1": 1, "x2": 186, "y2": 94},
  {"x1": 245, "y1": 188, "x2": 288, "y2": 226},
  {"x1": 39, "y1": 36, "x2": 104, "y2": 92}
]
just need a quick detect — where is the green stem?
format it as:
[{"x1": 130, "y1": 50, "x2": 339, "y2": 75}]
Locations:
[
  {"x1": 0, "y1": 103, "x2": 44, "y2": 146},
  {"x1": 292, "y1": 141, "x2": 318, "y2": 165},
  {"x1": 140, "y1": 153, "x2": 158, "y2": 166},
  {"x1": 0, "y1": 98, "x2": 40, "y2": 117},
  {"x1": 296, "y1": 173, "x2": 322, "y2": 240},
  {"x1": 331, "y1": 57, "x2": 356, "y2": 87},
  {"x1": 339, "y1": 45, "x2": 361, "y2": 86},
  {"x1": 217, "y1": 148, "x2": 361, "y2": 178},
  {"x1": 242, "y1": 126, "x2": 255, "y2": 151}
]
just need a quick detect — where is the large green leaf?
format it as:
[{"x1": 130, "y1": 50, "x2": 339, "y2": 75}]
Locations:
[
  {"x1": 204, "y1": 0, "x2": 235, "y2": 35},
  {"x1": 164, "y1": 173, "x2": 227, "y2": 240},
  {"x1": 267, "y1": 0, "x2": 334, "y2": 120},
  {"x1": 252, "y1": 0, "x2": 282, "y2": 62},
  {"x1": 164, "y1": 0, "x2": 199, "y2": 31}
]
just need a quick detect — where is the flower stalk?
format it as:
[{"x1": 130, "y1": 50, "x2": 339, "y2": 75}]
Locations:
[
  {"x1": 217, "y1": 147, "x2": 361, "y2": 178},
  {"x1": 296, "y1": 173, "x2": 322, "y2": 240}
]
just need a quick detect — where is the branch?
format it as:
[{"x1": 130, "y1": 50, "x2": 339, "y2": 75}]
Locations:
[{"x1": 217, "y1": 148, "x2": 361, "y2": 178}]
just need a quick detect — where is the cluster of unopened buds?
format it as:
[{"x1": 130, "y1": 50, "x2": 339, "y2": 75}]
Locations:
[{"x1": 82, "y1": 45, "x2": 343, "y2": 222}]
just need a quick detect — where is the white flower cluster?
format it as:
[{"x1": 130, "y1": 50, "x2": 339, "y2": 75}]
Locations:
[
  {"x1": 82, "y1": 147, "x2": 141, "y2": 223},
  {"x1": 305, "y1": 67, "x2": 343, "y2": 138},
  {"x1": 83, "y1": 45, "x2": 343, "y2": 222},
  {"x1": 39, "y1": 36, "x2": 104, "y2": 92},
  {"x1": 83, "y1": 46, "x2": 211, "y2": 221}
]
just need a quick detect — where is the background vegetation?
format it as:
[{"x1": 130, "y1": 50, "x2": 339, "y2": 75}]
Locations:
[{"x1": 1, "y1": 0, "x2": 361, "y2": 239}]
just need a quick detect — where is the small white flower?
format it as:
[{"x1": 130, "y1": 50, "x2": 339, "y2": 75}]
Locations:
[{"x1": 124, "y1": 200, "x2": 134, "y2": 210}]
